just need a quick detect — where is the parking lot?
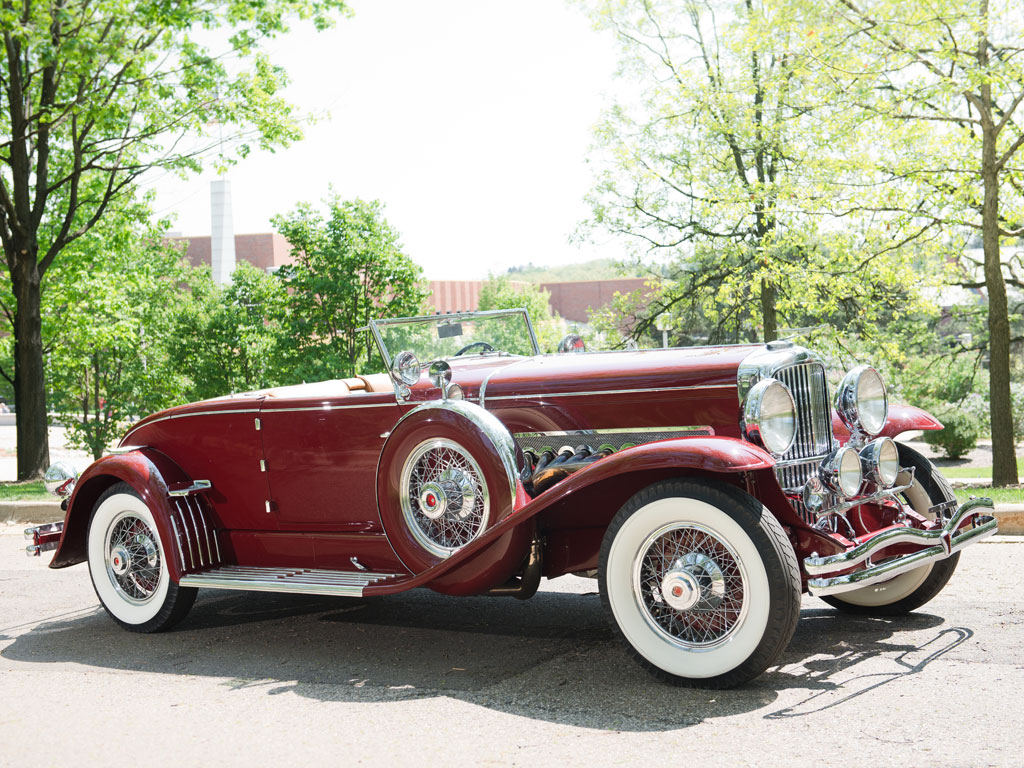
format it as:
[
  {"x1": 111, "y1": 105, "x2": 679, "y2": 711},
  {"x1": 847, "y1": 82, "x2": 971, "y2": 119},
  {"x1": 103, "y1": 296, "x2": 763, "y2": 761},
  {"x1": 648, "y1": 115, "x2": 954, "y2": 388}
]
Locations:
[{"x1": 2, "y1": 527, "x2": 1022, "y2": 767}]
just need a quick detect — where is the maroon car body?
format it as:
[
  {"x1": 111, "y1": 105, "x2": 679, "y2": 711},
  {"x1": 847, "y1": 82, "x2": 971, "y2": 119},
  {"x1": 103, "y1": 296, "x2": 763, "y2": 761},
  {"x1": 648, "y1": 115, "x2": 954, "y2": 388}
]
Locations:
[{"x1": 28, "y1": 308, "x2": 997, "y2": 688}]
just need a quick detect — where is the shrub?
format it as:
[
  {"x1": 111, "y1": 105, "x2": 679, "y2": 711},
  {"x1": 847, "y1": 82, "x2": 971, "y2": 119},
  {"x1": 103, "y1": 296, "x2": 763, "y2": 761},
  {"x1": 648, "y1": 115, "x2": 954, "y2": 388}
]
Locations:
[{"x1": 924, "y1": 410, "x2": 981, "y2": 460}]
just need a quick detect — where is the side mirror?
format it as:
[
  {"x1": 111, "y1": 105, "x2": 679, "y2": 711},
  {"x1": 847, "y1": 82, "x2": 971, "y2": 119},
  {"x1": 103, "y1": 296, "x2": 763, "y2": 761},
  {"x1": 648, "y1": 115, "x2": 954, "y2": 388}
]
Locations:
[{"x1": 428, "y1": 360, "x2": 453, "y2": 400}]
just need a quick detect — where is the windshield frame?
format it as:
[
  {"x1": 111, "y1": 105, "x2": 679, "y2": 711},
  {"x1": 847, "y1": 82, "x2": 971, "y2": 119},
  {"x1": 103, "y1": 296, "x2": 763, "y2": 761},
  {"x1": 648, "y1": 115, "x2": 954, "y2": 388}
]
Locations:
[{"x1": 366, "y1": 308, "x2": 540, "y2": 368}]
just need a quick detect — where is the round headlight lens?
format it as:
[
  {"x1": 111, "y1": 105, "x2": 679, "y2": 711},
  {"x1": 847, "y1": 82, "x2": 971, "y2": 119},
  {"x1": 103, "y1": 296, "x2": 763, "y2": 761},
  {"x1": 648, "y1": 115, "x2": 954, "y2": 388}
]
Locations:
[
  {"x1": 860, "y1": 437, "x2": 899, "y2": 487},
  {"x1": 743, "y1": 378, "x2": 797, "y2": 455},
  {"x1": 836, "y1": 365, "x2": 888, "y2": 436},
  {"x1": 820, "y1": 446, "x2": 863, "y2": 499}
]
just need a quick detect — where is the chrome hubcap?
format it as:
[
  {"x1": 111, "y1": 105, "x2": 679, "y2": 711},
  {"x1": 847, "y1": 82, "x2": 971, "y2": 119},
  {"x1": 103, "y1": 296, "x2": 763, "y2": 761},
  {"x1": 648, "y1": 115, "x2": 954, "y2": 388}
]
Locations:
[
  {"x1": 633, "y1": 523, "x2": 747, "y2": 649},
  {"x1": 110, "y1": 545, "x2": 131, "y2": 576},
  {"x1": 660, "y1": 566, "x2": 701, "y2": 611},
  {"x1": 419, "y1": 482, "x2": 448, "y2": 520}
]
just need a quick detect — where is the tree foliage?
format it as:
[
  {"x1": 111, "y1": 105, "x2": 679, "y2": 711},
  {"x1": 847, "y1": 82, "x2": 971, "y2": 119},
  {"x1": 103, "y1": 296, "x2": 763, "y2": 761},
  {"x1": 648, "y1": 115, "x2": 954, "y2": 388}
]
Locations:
[
  {"x1": 0, "y1": 0, "x2": 349, "y2": 477},
  {"x1": 477, "y1": 275, "x2": 566, "y2": 353},
  {"x1": 171, "y1": 261, "x2": 290, "y2": 402},
  {"x1": 579, "y1": 0, "x2": 941, "y2": 353},
  {"x1": 799, "y1": 0, "x2": 1023, "y2": 484},
  {"x1": 273, "y1": 196, "x2": 427, "y2": 379},
  {"x1": 30, "y1": 209, "x2": 195, "y2": 459}
]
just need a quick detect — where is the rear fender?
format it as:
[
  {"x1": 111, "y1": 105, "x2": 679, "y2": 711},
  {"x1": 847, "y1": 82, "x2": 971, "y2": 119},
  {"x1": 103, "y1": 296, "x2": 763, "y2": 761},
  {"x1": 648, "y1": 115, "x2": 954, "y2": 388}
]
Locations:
[{"x1": 50, "y1": 449, "x2": 196, "y2": 581}]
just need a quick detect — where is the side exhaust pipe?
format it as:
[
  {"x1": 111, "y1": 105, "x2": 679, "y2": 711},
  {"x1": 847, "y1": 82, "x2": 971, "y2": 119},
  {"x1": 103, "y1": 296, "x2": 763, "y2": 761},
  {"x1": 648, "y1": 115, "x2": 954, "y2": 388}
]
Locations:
[{"x1": 487, "y1": 536, "x2": 543, "y2": 600}]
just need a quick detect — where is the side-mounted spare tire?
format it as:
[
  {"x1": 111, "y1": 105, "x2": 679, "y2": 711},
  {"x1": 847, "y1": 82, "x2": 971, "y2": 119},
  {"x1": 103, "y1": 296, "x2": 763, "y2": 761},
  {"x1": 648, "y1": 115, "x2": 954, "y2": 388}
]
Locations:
[{"x1": 376, "y1": 400, "x2": 520, "y2": 574}]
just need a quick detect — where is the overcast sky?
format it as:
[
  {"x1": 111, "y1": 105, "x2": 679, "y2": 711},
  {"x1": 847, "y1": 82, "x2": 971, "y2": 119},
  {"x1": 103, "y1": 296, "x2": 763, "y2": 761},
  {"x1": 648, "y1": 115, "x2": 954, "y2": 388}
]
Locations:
[{"x1": 143, "y1": 0, "x2": 625, "y2": 280}]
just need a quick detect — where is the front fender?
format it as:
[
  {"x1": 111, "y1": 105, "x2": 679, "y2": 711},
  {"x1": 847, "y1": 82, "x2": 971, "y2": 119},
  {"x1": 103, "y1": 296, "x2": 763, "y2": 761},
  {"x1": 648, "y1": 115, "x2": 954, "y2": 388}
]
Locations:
[
  {"x1": 832, "y1": 404, "x2": 943, "y2": 442},
  {"x1": 50, "y1": 449, "x2": 193, "y2": 580}
]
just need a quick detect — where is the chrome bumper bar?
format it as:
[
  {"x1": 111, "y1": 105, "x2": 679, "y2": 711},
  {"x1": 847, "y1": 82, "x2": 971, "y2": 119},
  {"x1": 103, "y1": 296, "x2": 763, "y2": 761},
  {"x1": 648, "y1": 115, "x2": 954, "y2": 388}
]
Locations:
[
  {"x1": 805, "y1": 498, "x2": 997, "y2": 597},
  {"x1": 24, "y1": 521, "x2": 64, "y2": 557}
]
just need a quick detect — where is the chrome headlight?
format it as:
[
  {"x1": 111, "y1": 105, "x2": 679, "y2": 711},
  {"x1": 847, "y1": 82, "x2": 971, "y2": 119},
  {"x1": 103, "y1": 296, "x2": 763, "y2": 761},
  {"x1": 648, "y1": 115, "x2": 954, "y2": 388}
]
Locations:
[
  {"x1": 743, "y1": 378, "x2": 797, "y2": 455},
  {"x1": 835, "y1": 365, "x2": 888, "y2": 436},
  {"x1": 819, "y1": 446, "x2": 863, "y2": 498},
  {"x1": 390, "y1": 350, "x2": 421, "y2": 386},
  {"x1": 859, "y1": 437, "x2": 899, "y2": 487}
]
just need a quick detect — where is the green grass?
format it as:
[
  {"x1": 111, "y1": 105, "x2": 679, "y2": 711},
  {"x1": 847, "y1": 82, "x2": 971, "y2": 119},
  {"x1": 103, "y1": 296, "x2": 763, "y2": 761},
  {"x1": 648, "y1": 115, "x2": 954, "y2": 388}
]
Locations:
[
  {"x1": 0, "y1": 480, "x2": 52, "y2": 500},
  {"x1": 941, "y1": 455, "x2": 1024, "y2": 479},
  {"x1": 953, "y1": 486, "x2": 1024, "y2": 505}
]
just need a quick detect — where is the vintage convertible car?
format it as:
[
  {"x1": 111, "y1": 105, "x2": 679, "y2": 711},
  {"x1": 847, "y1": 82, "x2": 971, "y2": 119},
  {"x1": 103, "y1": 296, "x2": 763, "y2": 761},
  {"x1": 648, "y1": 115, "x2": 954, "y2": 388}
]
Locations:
[{"x1": 27, "y1": 308, "x2": 997, "y2": 688}]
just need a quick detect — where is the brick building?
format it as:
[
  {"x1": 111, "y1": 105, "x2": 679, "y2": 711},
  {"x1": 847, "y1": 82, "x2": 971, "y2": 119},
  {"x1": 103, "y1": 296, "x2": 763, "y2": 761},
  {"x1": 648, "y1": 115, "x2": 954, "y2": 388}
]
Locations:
[
  {"x1": 176, "y1": 233, "x2": 652, "y2": 323},
  {"x1": 172, "y1": 233, "x2": 295, "y2": 272}
]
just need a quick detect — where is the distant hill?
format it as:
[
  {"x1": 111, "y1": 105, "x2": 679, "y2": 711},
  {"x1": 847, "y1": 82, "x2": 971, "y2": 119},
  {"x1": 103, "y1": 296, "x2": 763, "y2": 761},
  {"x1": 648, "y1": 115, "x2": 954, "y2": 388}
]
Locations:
[{"x1": 504, "y1": 258, "x2": 642, "y2": 284}]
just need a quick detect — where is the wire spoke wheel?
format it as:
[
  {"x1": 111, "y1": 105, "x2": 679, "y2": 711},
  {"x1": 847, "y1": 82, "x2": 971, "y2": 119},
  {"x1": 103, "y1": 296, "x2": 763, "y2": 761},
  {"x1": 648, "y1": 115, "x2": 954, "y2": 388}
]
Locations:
[
  {"x1": 600, "y1": 480, "x2": 800, "y2": 688},
  {"x1": 400, "y1": 438, "x2": 489, "y2": 558},
  {"x1": 634, "y1": 523, "x2": 748, "y2": 649},
  {"x1": 105, "y1": 512, "x2": 162, "y2": 604}
]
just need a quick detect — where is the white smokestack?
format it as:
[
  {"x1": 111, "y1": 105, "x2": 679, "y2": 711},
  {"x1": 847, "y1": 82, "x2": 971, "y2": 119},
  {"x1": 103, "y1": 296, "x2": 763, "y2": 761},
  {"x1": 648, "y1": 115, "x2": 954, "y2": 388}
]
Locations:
[{"x1": 210, "y1": 178, "x2": 236, "y2": 285}]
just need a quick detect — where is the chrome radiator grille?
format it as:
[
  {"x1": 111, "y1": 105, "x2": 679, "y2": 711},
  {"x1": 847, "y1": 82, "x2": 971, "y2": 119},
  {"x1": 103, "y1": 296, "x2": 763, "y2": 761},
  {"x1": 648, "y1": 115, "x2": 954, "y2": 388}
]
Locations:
[{"x1": 774, "y1": 362, "x2": 833, "y2": 521}]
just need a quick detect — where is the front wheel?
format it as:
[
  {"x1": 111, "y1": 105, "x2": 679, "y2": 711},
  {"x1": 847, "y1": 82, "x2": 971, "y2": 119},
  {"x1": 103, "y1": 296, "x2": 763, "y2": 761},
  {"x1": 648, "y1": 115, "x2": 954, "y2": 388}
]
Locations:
[
  {"x1": 821, "y1": 445, "x2": 960, "y2": 616},
  {"x1": 599, "y1": 479, "x2": 801, "y2": 689},
  {"x1": 87, "y1": 483, "x2": 196, "y2": 633}
]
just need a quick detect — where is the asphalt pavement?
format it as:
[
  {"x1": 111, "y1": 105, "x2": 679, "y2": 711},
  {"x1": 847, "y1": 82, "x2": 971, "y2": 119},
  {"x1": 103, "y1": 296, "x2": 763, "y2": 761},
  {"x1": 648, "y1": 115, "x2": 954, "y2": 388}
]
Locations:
[{"x1": 1, "y1": 527, "x2": 1022, "y2": 767}]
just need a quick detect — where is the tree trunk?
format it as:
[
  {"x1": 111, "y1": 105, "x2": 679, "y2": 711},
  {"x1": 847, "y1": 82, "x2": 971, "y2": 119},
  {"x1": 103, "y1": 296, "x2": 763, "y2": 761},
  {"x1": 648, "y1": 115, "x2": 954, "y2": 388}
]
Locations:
[
  {"x1": 980, "y1": 136, "x2": 1018, "y2": 486},
  {"x1": 12, "y1": 259, "x2": 51, "y2": 480},
  {"x1": 760, "y1": 278, "x2": 778, "y2": 342}
]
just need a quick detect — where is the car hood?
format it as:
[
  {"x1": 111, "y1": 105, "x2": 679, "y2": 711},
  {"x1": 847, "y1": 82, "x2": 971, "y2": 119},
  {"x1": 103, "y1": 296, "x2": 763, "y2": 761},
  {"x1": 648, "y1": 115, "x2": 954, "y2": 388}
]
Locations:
[{"x1": 475, "y1": 345, "x2": 761, "y2": 402}]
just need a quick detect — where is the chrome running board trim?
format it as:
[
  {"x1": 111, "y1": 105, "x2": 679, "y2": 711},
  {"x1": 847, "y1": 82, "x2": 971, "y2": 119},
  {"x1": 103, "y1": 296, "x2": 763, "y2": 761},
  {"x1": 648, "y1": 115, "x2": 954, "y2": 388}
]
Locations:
[
  {"x1": 178, "y1": 566, "x2": 403, "y2": 597},
  {"x1": 805, "y1": 498, "x2": 997, "y2": 597}
]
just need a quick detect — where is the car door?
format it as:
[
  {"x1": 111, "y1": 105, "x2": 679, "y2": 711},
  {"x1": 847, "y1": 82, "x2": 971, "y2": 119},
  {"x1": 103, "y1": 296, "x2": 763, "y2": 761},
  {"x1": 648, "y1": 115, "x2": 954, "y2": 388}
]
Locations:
[{"x1": 259, "y1": 384, "x2": 402, "y2": 531}]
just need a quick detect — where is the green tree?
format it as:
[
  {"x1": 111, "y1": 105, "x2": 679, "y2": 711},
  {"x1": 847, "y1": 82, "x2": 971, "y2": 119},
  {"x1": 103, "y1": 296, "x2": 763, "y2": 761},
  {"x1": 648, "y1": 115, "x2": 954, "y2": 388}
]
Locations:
[
  {"x1": 38, "y1": 211, "x2": 196, "y2": 459},
  {"x1": 273, "y1": 196, "x2": 427, "y2": 379},
  {"x1": 0, "y1": 0, "x2": 349, "y2": 478},
  {"x1": 803, "y1": 0, "x2": 1023, "y2": 484},
  {"x1": 477, "y1": 275, "x2": 566, "y2": 353},
  {"x1": 171, "y1": 261, "x2": 290, "y2": 401},
  {"x1": 579, "y1": 0, "x2": 940, "y2": 348}
]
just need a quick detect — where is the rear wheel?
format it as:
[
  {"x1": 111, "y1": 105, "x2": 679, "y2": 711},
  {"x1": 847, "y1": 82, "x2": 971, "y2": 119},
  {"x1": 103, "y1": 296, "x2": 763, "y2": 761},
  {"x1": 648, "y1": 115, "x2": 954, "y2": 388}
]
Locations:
[
  {"x1": 599, "y1": 479, "x2": 801, "y2": 689},
  {"x1": 87, "y1": 483, "x2": 196, "y2": 633},
  {"x1": 821, "y1": 445, "x2": 960, "y2": 615}
]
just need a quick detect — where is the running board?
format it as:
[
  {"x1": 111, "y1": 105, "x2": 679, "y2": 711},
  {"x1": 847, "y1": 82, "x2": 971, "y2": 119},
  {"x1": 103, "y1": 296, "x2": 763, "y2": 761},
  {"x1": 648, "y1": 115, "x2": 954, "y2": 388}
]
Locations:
[{"x1": 178, "y1": 566, "x2": 404, "y2": 597}]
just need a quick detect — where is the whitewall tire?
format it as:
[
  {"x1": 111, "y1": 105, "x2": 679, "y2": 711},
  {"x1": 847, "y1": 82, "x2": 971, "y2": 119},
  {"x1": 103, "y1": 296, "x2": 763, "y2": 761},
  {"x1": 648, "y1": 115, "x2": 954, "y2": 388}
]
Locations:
[
  {"x1": 599, "y1": 479, "x2": 801, "y2": 689},
  {"x1": 87, "y1": 483, "x2": 196, "y2": 632}
]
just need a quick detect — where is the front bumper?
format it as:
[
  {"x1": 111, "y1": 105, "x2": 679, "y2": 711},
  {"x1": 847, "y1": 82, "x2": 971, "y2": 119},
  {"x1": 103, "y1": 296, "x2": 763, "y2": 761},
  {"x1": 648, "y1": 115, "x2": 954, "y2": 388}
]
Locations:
[{"x1": 804, "y1": 498, "x2": 997, "y2": 597}]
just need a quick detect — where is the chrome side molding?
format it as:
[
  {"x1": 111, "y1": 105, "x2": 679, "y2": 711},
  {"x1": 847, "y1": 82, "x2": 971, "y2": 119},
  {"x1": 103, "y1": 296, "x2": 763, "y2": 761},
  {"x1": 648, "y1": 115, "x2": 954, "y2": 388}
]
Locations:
[{"x1": 805, "y1": 498, "x2": 997, "y2": 597}]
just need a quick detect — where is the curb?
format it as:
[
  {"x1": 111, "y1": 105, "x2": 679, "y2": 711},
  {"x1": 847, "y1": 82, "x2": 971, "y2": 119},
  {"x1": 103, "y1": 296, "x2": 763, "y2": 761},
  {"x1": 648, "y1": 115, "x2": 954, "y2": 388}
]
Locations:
[
  {"x1": 2, "y1": 500, "x2": 64, "y2": 524},
  {"x1": 4, "y1": 501, "x2": 1024, "y2": 535}
]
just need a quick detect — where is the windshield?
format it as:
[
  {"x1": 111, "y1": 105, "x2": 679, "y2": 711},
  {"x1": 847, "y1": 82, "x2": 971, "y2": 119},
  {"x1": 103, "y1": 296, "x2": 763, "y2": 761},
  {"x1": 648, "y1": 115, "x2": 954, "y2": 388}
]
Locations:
[{"x1": 370, "y1": 309, "x2": 539, "y2": 367}]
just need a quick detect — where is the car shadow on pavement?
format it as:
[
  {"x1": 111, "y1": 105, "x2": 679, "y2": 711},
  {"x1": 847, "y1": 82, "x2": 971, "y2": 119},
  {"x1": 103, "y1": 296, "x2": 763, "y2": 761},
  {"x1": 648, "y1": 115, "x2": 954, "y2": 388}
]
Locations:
[{"x1": 1, "y1": 588, "x2": 970, "y2": 732}]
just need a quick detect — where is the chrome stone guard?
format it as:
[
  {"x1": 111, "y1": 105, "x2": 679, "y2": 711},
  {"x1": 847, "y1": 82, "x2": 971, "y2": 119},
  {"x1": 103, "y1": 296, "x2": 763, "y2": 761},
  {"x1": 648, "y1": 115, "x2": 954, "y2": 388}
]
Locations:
[{"x1": 804, "y1": 498, "x2": 998, "y2": 596}]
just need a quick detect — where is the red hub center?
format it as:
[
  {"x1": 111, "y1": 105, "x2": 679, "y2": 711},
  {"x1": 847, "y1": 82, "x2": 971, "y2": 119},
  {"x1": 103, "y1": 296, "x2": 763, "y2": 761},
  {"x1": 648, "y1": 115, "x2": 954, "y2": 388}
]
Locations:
[
  {"x1": 672, "y1": 585, "x2": 683, "y2": 597},
  {"x1": 426, "y1": 493, "x2": 437, "y2": 507}
]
